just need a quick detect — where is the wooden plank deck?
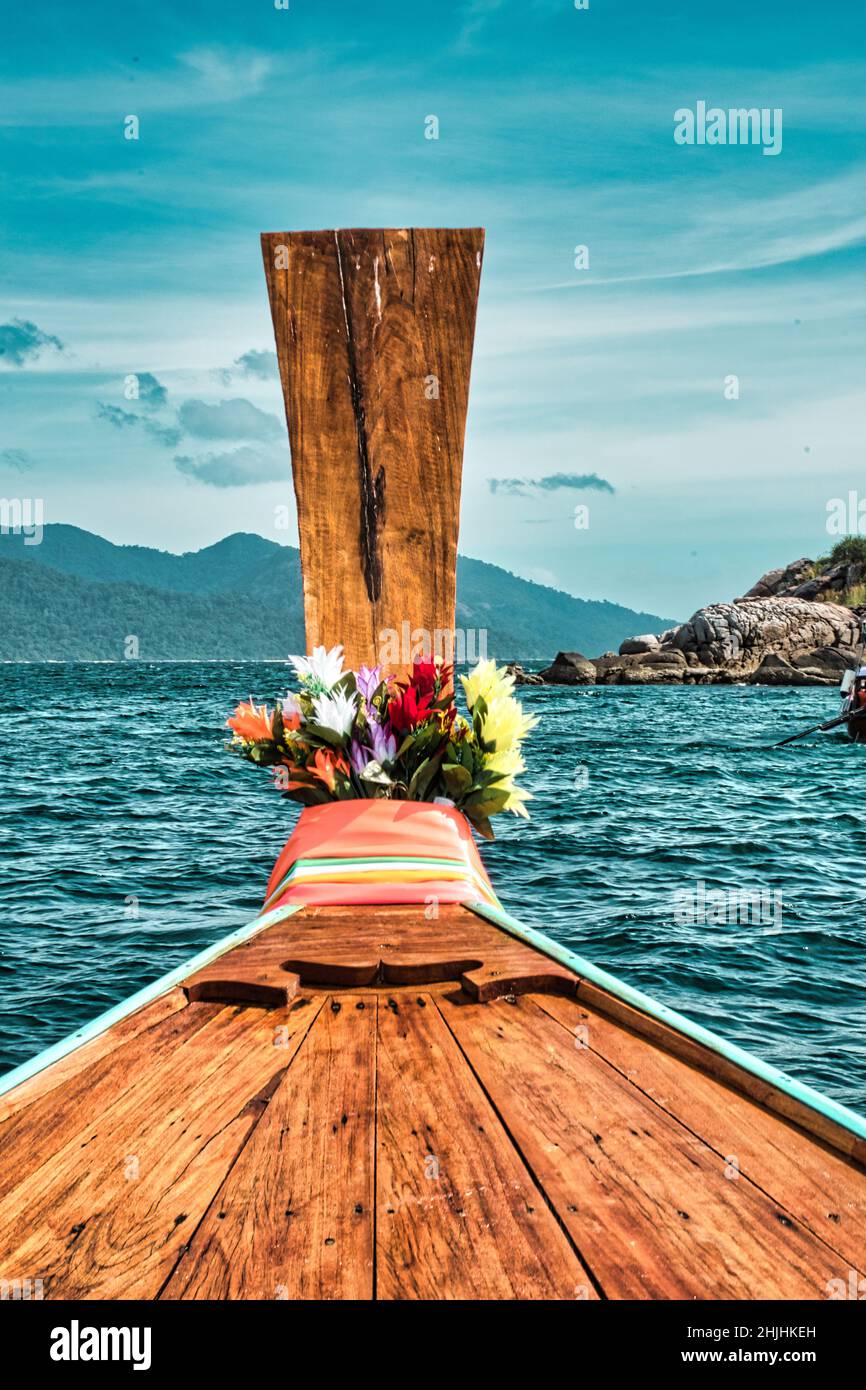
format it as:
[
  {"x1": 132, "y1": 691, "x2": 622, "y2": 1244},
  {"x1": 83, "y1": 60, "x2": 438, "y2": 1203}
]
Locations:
[{"x1": 0, "y1": 905, "x2": 863, "y2": 1300}]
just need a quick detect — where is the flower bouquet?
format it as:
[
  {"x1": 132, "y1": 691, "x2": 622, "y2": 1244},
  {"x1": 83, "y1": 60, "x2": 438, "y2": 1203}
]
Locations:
[{"x1": 225, "y1": 647, "x2": 536, "y2": 839}]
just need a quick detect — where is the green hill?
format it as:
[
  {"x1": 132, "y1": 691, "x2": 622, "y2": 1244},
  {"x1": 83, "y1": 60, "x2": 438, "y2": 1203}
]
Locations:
[{"x1": 0, "y1": 526, "x2": 675, "y2": 661}]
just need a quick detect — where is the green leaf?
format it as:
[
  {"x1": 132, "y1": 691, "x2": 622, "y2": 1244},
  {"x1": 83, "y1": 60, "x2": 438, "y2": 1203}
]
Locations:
[
  {"x1": 408, "y1": 750, "x2": 444, "y2": 801},
  {"x1": 248, "y1": 740, "x2": 281, "y2": 766},
  {"x1": 333, "y1": 671, "x2": 358, "y2": 699},
  {"x1": 303, "y1": 721, "x2": 346, "y2": 748},
  {"x1": 283, "y1": 785, "x2": 331, "y2": 806},
  {"x1": 467, "y1": 813, "x2": 495, "y2": 840},
  {"x1": 441, "y1": 762, "x2": 472, "y2": 797},
  {"x1": 464, "y1": 788, "x2": 510, "y2": 819}
]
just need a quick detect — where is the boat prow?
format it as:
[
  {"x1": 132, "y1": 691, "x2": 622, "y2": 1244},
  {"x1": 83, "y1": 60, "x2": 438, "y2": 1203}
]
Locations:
[{"x1": 1, "y1": 898, "x2": 864, "y2": 1300}]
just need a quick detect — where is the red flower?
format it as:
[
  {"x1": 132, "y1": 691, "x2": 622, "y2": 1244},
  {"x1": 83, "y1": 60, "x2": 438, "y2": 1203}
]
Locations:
[
  {"x1": 388, "y1": 684, "x2": 435, "y2": 733},
  {"x1": 411, "y1": 657, "x2": 453, "y2": 698}
]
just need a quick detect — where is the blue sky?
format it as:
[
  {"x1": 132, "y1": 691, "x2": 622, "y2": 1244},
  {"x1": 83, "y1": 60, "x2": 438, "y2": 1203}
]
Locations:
[{"x1": 2, "y1": 0, "x2": 865, "y2": 618}]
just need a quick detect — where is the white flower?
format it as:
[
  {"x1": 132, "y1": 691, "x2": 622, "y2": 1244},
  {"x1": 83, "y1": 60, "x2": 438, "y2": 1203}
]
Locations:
[
  {"x1": 281, "y1": 692, "x2": 304, "y2": 721},
  {"x1": 312, "y1": 687, "x2": 357, "y2": 738},
  {"x1": 288, "y1": 644, "x2": 344, "y2": 693}
]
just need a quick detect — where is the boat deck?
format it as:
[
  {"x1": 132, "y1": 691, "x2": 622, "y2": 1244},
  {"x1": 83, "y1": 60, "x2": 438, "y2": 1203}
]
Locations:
[{"x1": 1, "y1": 905, "x2": 864, "y2": 1300}]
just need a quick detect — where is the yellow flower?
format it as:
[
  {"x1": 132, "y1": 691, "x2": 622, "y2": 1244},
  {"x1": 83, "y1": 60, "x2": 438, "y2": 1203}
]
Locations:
[
  {"x1": 479, "y1": 692, "x2": 538, "y2": 752},
  {"x1": 461, "y1": 659, "x2": 514, "y2": 711},
  {"x1": 483, "y1": 746, "x2": 532, "y2": 819},
  {"x1": 485, "y1": 746, "x2": 525, "y2": 778}
]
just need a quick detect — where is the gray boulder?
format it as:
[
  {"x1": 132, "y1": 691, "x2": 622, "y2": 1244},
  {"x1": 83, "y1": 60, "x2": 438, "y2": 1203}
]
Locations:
[
  {"x1": 749, "y1": 653, "x2": 837, "y2": 687},
  {"x1": 537, "y1": 650, "x2": 597, "y2": 685},
  {"x1": 619, "y1": 633, "x2": 660, "y2": 655},
  {"x1": 504, "y1": 662, "x2": 544, "y2": 685}
]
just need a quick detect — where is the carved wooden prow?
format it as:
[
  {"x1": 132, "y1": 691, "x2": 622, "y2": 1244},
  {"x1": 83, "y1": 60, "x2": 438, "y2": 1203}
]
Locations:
[{"x1": 261, "y1": 228, "x2": 484, "y2": 670}]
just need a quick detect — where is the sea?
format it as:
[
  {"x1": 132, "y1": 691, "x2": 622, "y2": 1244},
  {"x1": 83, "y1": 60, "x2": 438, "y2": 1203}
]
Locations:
[{"x1": 0, "y1": 663, "x2": 863, "y2": 1111}]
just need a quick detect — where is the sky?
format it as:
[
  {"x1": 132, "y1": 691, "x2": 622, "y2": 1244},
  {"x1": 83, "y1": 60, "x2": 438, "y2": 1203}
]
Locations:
[{"x1": 1, "y1": 0, "x2": 865, "y2": 619}]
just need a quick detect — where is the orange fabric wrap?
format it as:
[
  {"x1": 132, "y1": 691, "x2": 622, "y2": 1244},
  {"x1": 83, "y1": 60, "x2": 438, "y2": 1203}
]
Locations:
[{"x1": 263, "y1": 799, "x2": 498, "y2": 909}]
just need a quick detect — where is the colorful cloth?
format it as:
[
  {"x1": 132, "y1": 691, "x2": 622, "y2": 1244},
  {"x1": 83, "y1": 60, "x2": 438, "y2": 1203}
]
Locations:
[{"x1": 263, "y1": 800, "x2": 500, "y2": 911}]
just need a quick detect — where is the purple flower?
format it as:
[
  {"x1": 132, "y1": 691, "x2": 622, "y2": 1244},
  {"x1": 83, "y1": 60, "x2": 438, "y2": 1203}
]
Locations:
[
  {"x1": 370, "y1": 721, "x2": 397, "y2": 765},
  {"x1": 350, "y1": 738, "x2": 373, "y2": 775},
  {"x1": 356, "y1": 664, "x2": 383, "y2": 706}
]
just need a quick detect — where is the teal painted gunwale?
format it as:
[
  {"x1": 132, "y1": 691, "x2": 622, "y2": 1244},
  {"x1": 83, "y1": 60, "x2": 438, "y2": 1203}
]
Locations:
[
  {"x1": 3, "y1": 889, "x2": 864, "y2": 1151},
  {"x1": 0, "y1": 902, "x2": 302, "y2": 1101},
  {"x1": 467, "y1": 898, "x2": 866, "y2": 1145}
]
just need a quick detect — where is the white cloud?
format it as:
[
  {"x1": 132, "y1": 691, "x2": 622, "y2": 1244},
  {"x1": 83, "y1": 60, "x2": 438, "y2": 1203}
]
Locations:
[
  {"x1": 177, "y1": 397, "x2": 283, "y2": 441},
  {"x1": 175, "y1": 445, "x2": 288, "y2": 488}
]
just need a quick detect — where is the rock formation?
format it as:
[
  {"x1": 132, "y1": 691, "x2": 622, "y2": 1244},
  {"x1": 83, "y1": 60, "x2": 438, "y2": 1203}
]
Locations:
[
  {"x1": 534, "y1": 553, "x2": 866, "y2": 686},
  {"x1": 536, "y1": 652, "x2": 597, "y2": 684}
]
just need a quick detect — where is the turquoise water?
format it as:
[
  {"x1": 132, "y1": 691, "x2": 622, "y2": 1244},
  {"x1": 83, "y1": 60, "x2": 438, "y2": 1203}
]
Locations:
[{"x1": 0, "y1": 664, "x2": 864, "y2": 1111}]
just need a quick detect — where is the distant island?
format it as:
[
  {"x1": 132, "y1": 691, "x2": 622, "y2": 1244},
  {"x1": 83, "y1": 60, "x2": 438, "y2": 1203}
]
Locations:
[
  {"x1": 0, "y1": 525, "x2": 675, "y2": 662},
  {"x1": 515, "y1": 539, "x2": 866, "y2": 687}
]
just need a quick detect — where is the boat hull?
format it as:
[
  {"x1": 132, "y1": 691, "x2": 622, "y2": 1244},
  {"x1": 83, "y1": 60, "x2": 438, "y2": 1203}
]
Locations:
[{"x1": 1, "y1": 901, "x2": 865, "y2": 1301}]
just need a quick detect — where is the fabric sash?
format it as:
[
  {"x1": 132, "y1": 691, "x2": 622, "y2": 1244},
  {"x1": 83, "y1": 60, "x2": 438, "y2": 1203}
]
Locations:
[{"x1": 263, "y1": 800, "x2": 500, "y2": 910}]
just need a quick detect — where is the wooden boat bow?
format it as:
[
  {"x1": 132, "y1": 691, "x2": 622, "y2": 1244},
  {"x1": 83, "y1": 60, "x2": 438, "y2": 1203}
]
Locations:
[{"x1": 1, "y1": 226, "x2": 865, "y2": 1301}]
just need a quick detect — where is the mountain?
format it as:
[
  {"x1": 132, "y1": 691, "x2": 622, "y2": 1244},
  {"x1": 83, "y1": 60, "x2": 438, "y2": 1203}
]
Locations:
[{"x1": 0, "y1": 525, "x2": 675, "y2": 661}]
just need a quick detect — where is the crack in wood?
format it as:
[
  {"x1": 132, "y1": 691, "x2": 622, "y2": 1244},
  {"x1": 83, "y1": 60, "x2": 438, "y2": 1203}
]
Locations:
[{"x1": 334, "y1": 230, "x2": 385, "y2": 603}]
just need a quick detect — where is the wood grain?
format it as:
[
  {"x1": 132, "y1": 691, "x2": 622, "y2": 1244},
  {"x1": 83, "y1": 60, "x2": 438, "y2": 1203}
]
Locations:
[
  {"x1": 163, "y1": 996, "x2": 376, "y2": 1300},
  {"x1": 0, "y1": 988, "x2": 188, "y2": 1125},
  {"x1": 438, "y1": 992, "x2": 847, "y2": 1299},
  {"x1": 261, "y1": 228, "x2": 484, "y2": 670},
  {"x1": 0, "y1": 1001, "x2": 321, "y2": 1299},
  {"x1": 0, "y1": 998, "x2": 217, "y2": 1203},
  {"x1": 535, "y1": 991, "x2": 866, "y2": 1274},
  {"x1": 376, "y1": 993, "x2": 595, "y2": 1299},
  {"x1": 183, "y1": 902, "x2": 576, "y2": 1006},
  {"x1": 575, "y1": 977, "x2": 866, "y2": 1167}
]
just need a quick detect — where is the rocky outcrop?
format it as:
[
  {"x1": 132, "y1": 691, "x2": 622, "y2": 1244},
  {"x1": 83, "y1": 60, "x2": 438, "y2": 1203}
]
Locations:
[
  {"x1": 536, "y1": 651, "x2": 597, "y2": 684},
  {"x1": 537, "y1": 556, "x2": 865, "y2": 685},
  {"x1": 742, "y1": 558, "x2": 814, "y2": 599},
  {"x1": 505, "y1": 662, "x2": 545, "y2": 686},
  {"x1": 619, "y1": 633, "x2": 660, "y2": 655},
  {"x1": 669, "y1": 598, "x2": 859, "y2": 671},
  {"x1": 743, "y1": 554, "x2": 866, "y2": 607},
  {"x1": 600, "y1": 598, "x2": 859, "y2": 685}
]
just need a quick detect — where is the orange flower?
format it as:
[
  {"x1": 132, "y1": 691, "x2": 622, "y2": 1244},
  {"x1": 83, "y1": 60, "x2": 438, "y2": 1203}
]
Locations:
[
  {"x1": 226, "y1": 700, "x2": 275, "y2": 743},
  {"x1": 272, "y1": 762, "x2": 309, "y2": 792},
  {"x1": 309, "y1": 747, "x2": 349, "y2": 792}
]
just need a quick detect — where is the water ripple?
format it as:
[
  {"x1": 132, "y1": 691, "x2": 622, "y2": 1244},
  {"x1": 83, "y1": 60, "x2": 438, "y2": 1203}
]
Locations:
[{"x1": 0, "y1": 666, "x2": 864, "y2": 1111}]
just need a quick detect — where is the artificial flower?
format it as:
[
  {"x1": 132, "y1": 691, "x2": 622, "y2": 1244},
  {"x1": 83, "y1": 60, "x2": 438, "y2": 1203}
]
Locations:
[
  {"x1": 478, "y1": 692, "x2": 538, "y2": 752},
  {"x1": 281, "y1": 692, "x2": 304, "y2": 726},
  {"x1": 388, "y1": 683, "x2": 435, "y2": 733},
  {"x1": 484, "y1": 746, "x2": 532, "y2": 817},
  {"x1": 312, "y1": 687, "x2": 357, "y2": 738},
  {"x1": 369, "y1": 720, "x2": 397, "y2": 764},
  {"x1": 356, "y1": 664, "x2": 384, "y2": 706},
  {"x1": 289, "y1": 644, "x2": 345, "y2": 695},
  {"x1": 309, "y1": 748, "x2": 350, "y2": 793},
  {"x1": 349, "y1": 738, "x2": 373, "y2": 775},
  {"x1": 226, "y1": 700, "x2": 274, "y2": 743},
  {"x1": 461, "y1": 659, "x2": 514, "y2": 712},
  {"x1": 225, "y1": 650, "x2": 535, "y2": 838}
]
